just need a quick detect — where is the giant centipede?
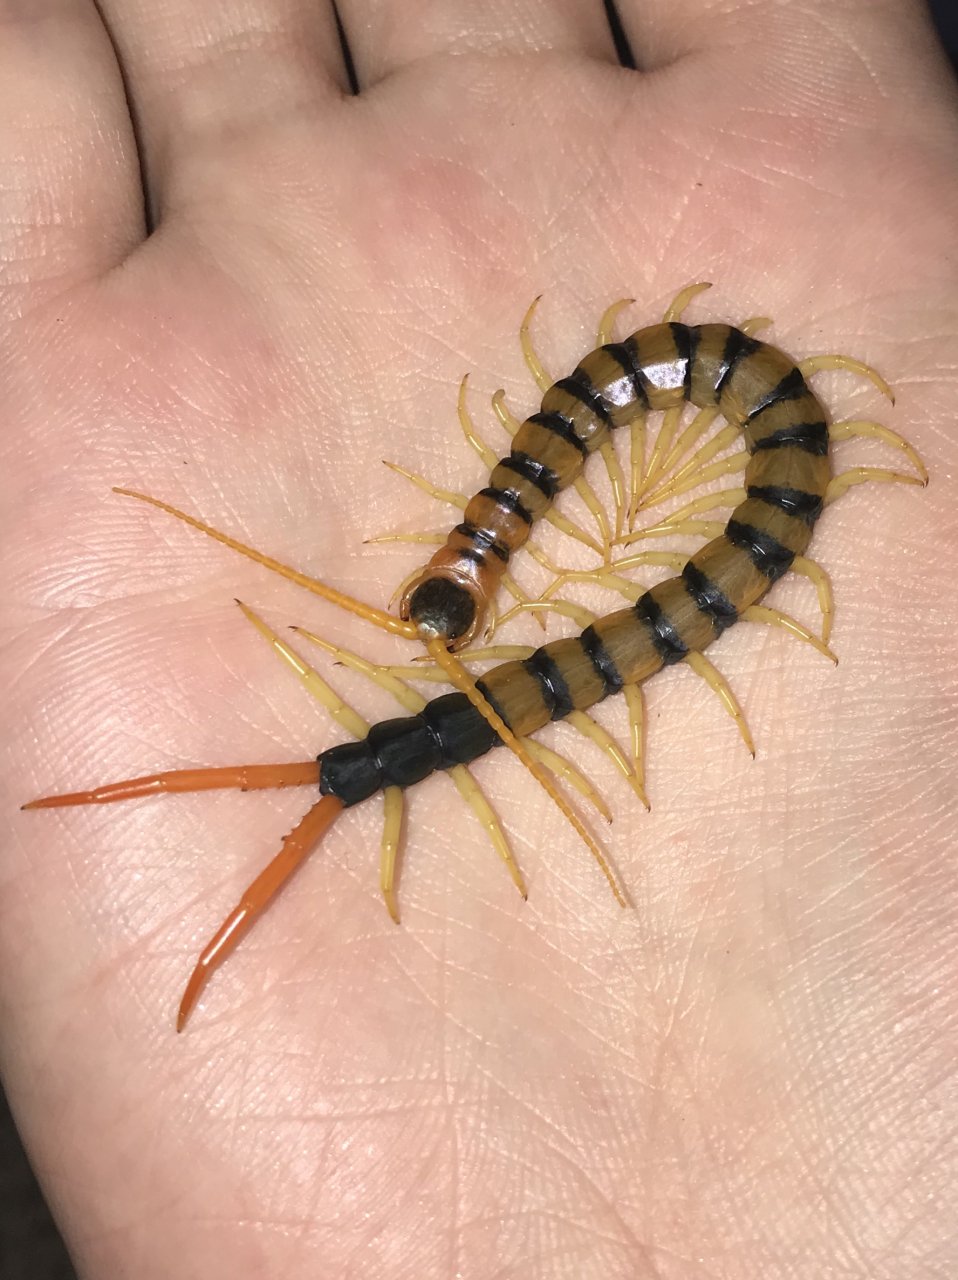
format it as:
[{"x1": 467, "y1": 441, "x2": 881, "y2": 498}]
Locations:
[{"x1": 24, "y1": 286, "x2": 926, "y2": 1029}]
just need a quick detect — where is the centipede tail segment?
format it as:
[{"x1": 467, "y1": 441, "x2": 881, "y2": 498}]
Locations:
[{"x1": 26, "y1": 294, "x2": 926, "y2": 1027}]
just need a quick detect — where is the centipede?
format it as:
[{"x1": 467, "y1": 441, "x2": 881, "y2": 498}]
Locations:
[{"x1": 23, "y1": 283, "x2": 927, "y2": 1030}]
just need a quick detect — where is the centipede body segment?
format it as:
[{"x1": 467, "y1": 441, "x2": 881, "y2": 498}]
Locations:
[{"x1": 24, "y1": 287, "x2": 926, "y2": 1028}]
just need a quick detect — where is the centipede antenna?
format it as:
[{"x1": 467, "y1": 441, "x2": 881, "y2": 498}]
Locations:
[
  {"x1": 364, "y1": 531, "x2": 446, "y2": 547},
  {"x1": 425, "y1": 638, "x2": 628, "y2": 908},
  {"x1": 684, "y1": 652, "x2": 756, "y2": 757},
  {"x1": 176, "y1": 794, "x2": 344, "y2": 1031},
  {"x1": 113, "y1": 489, "x2": 417, "y2": 641}
]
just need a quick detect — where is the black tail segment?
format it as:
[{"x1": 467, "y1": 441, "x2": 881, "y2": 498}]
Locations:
[{"x1": 318, "y1": 692, "x2": 501, "y2": 807}]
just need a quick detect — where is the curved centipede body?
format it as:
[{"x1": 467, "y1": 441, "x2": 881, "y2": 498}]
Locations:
[
  {"x1": 24, "y1": 288, "x2": 926, "y2": 1029},
  {"x1": 402, "y1": 321, "x2": 828, "y2": 651}
]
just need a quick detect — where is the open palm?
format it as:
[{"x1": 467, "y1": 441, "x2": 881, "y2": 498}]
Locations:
[{"x1": 2, "y1": 3, "x2": 957, "y2": 1277}]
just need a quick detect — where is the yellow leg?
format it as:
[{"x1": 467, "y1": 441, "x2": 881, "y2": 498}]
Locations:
[
  {"x1": 447, "y1": 768, "x2": 527, "y2": 899},
  {"x1": 524, "y1": 740, "x2": 613, "y2": 822},
  {"x1": 790, "y1": 556, "x2": 835, "y2": 645},
  {"x1": 289, "y1": 624, "x2": 529, "y2": 903},
  {"x1": 642, "y1": 422, "x2": 741, "y2": 506},
  {"x1": 566, "y1": 710, "x2": 649, "y2": 809},
  {"x1": 661, "y1": 281, "x2": 712, "y2": 322},
  {"x1": 520, "y1": 295, "x2": 552, "y2": 393},
  {"x1": 627, "y1": 413, "x2": 648, "y2": 530},
  {"x1": 641, "y1": 311, "x2": 768, "y2": 491},
  {"x1": 380, "y1": 786, "x2": 405, "y2": 924},
  {"x1": 617, "y1": 518, "x2": 726, "y2": 548},
  {"x1": 599, "y1": 438, "x2": 628, "y2": 541},
  {"x1": 114, "y1": 488, "x2": 417, "y2": 641},
  {"x1": 496, "y1": 597, "x2": 599, "y2": 633},
  {"x1": 799, "y1": 354, "x2": 895, "y2": 404},
  {"x1": 647, "y1": 449, "x2": 748, "y2": 508},
  {"x1": 684, "y1": 652, "x2": 755, "y2": 757},
  {"x1": 426, "y1": 639, "x2": 628, "y2": 908},
  {"x1": 824, "y1": 468, "x2": 924, "y2": 506},
  {"x1": 457, "y1": 374, "x2": 499, "y2": 469},
  {"x1": 830, "y1": 419, "x2": 928, "y2": 485},
  {"x1": 741, "y1": 605, "x2": 838, "y2": 663},
  {"x1": 597, "y1": 297, "x2": 635, "y2": 345},
  {"x1": 641, "y1": 487, "x2": 748, "y2": 532},
  {"x1": 609, "y1": 549, "x2": 691, "y2": 577},
  {"x1": 639, "y1": 404, "x2": 684, "y2": 496},
  {"x1": 382, "y1": 460, "x2": 468, "y2": 511},
  {"x1": 623, "y1": 684, "x2": 647, "y2": 808},
  {"x1": 654, "y1": 406, "x2": 721, "y2": 494}
]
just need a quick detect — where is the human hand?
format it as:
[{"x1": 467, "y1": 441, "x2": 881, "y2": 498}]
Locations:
[{"x1": 2, "y1": 2, "x2": 957, "y2": 1276}]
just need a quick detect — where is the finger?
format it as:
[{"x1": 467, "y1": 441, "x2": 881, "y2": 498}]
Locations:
[
  {"x1": 338, "y1": 0, "x2": 617, "y2": 86},
  {"x1": 95, "y1": 0, "x2": 349, "y2": 212},
  {"x1": 0, "y1": 1, "x2": 144, "y2": 310},
  {"x1": 614, "y1": 0, "x2": 944, "y2": 69}
]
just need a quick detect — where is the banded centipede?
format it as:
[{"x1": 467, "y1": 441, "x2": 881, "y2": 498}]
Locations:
[{"x1": 24, "y1": 286, "x2": 926, "y2": 1029}]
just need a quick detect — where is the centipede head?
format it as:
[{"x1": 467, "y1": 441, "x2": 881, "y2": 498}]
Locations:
[{"x1": 400, "y1": 569, "x2": 486, "y2": 651}]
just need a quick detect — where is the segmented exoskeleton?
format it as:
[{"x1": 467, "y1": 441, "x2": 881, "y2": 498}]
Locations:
[
  {"x1": 25, "y1": 287, "x2": 926, "y2": 1029},
  {"x1": 329, "y1": 322, "x2": 831, "y2": 791}
]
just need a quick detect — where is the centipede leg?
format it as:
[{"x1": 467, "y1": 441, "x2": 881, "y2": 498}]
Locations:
[
  {"x1": 380, "y1": 786, "x2": 404, "y2": 924},
  {"x1": 641, "y1": 423, "x2": 742, "y2": 507},
  {"x1": 684, "y1": 652, "x2": 755, "y2": 757},
  {"x1": 790, "y1": 556, "x2": 835, "y2": 645},
  {"x1": 741, "y1": 605, "x2": 838, "y2": 663},
  {"x1": 799, "y1": 354, "x2": 895, "y2": 403},
  {"x1": 824, "y1": 468, "x2": 925, "y2": 506},
  {"x1": 830, "y1": 419, "x2": 928, "y2": 485},
  {"x1": 597, "y1": 298, "x2": 635, "y2": 346},
  {"x1": 566, "y1": 709, "x2": 649, "y2": 809},
  {"x1": 623, "y1": 684, "x2": 647, "y2": 809}
]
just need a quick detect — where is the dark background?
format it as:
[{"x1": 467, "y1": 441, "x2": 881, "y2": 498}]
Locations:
[{"x1": 2, "y1": 4, "x2": 956, "y2": 1278}]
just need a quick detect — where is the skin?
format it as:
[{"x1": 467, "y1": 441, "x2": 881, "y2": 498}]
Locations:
[{"x1": 1, "y1": 1, "x2": 957, "y2": 1276}]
